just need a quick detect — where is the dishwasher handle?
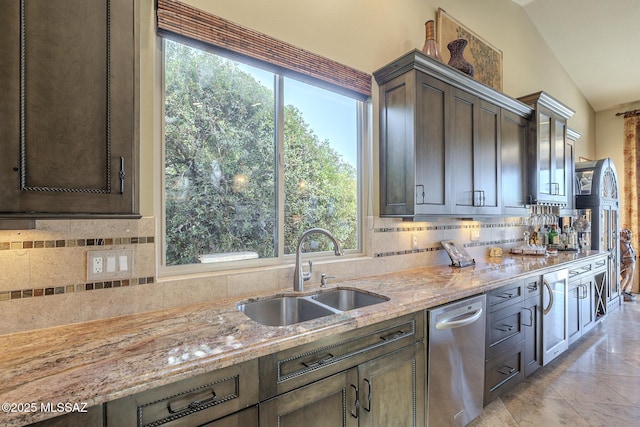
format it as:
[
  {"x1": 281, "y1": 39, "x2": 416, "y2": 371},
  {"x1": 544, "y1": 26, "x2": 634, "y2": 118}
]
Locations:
[{"x1": 435, "y1": 308, "x2": 483, "y2": 330}]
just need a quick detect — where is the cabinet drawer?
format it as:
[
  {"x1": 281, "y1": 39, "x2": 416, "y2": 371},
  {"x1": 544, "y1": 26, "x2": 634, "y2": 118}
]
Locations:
[
  {"x1": 484, "y1": 342, "x2": 524, "y2": 405},
  {"x1": 523, "y1": 276, "x2": 541, "y2": 298},
  {"x1": 568, "y1": 262, "x2": 593, "y2": 280},
  {"x1": 486, "y1": 281, "x2": 523, "y2": 312},
  {"x1": 259, "y1": 312, "x2": 424, "y2": 399},
  {"x1": 593, "y1": 257, "x2": 607, "y2": 271},
  {"x1": 106, "y1": 359, "x2": 259, "y2": 427},
  {"x1": 486, "y1": 302, "x2": 525, "y2": 359}
]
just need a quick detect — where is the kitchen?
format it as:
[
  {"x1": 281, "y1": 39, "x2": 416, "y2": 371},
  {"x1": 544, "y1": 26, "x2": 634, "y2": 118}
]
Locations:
[{"x1": 1, "y1": 0, "x2": 639, "y2": 426}]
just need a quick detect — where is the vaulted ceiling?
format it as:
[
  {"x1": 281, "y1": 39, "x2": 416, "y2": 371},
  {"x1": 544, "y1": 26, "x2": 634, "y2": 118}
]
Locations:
[{"x1": 514, "y1": 0, "x2": 640, "y2": 112}]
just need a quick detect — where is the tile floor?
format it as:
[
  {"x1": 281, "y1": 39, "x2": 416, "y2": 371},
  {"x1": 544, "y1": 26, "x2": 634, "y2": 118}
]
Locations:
[{"x1": 470, "y1": 298, "x2": 640, "y2": 427}]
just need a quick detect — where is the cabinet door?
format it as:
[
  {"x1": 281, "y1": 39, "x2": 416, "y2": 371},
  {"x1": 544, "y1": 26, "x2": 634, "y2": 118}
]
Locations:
[
  {"x1": 523, "y1": 295, "x2": 542, "y2": 377},
  {"x1": 501, "y1": 110, "x2": 529, "y2": 215},
  {"x1": 451, "y1": 89, "x2": 500, "y2": 215},
  {"x1": 414, "y1": 72, "x2": 450, "y2": 215},
  {"x1": 554, "y1": 118, "x2": 568, "y2": 205},
  {"x1": 451, "y1": 89, "x2": 475, "y2": 213},
  {"x1": 0, "y1": 0, "x2": 138, "y2": 217},
  {"x1": 580, "y1": 277, "x2": 597, "y2": 335},
  {"x1": 358, "y1": 343, "x2": 425, "y2": 427},
  {"x1": 379, "y1": 73, "x2": 415, "y2": 217},
  {"x1": 259, "y1": 368, "x2": 359, "y2": 427},
  {"x1": 567, "y1": 280, "x2": 582, "y2": 344},
  {"x1": 475, "y1": 100, "x2": 501, "y2": 213}
]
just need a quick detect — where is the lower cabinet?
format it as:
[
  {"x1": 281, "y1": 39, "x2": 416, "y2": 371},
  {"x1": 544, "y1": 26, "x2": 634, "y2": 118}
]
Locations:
[
  {"x1": 105, "y1": 359, "x2": 259, "y2": 426},
  {"x1": 259, "y1": 343, "x2": 425, "y2": 427},
  {"x1": 484, "y1": 275, "x2": 541, "y2": 406},
  {"x1": 568, "y1": 261, "x2": 600, "y2": 345},
  {"x1": 522, "y1": 293, "x2": 543, "y2": 377},
  {"x1": 484, "y1": 342, "x2": 524, "y2": 405}
]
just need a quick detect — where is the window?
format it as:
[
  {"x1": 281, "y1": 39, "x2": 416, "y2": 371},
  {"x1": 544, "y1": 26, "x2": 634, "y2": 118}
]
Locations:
[{"x1": 162, "y1": 39, "x2": 362, "y2": 269}]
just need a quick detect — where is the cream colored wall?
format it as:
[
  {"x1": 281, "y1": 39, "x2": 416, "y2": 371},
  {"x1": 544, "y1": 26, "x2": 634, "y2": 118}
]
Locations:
[
  {"x1": 596, "y1": 101, "x2": 640, "y2": 226},
  {"x1": 0, "y1": 0, "x2": 601, "y2": 334}
]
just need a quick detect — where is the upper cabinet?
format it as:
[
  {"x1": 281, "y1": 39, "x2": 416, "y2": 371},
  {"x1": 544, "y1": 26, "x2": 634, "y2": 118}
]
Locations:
[
  {"x1": 374, "y1": 50, "x2": 532, "y2": 219},
  {"x1": 0, "y1": 0, "x2": 139, "y2": 219},
  {"x1": 518, "y1": 92, "x2": 575, "y2": 208}
]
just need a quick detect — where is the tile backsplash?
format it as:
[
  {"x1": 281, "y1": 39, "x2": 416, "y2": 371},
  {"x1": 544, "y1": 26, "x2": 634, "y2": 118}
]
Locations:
[{"x1": 0, "y1": 216, "x2": 525, "y2": 334}]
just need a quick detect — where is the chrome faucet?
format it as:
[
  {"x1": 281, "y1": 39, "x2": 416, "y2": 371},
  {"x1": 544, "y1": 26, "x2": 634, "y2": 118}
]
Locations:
[{"x1": 294, "y1": 228, "x2": 343, "y2": 292}]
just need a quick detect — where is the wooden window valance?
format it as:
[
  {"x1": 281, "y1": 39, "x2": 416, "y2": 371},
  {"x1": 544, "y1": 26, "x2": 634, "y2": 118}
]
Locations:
[{"x1": 156, "y1": 0, "x2": 372, "y2": 99}]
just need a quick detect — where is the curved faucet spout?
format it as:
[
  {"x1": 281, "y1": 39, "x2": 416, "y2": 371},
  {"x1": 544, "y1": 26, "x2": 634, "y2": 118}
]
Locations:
[{"x1": 294, "y1": 228, "x2": 343, "y2": 292}]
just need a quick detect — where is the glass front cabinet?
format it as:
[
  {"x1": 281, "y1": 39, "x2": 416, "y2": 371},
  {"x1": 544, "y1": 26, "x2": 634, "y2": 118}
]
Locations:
[
  {"x1": 519, "y1": 92, "x2": 575, "y2": 209},
  {"x1": 575, "y1": 158, "x2": 621, "y2": 311}
]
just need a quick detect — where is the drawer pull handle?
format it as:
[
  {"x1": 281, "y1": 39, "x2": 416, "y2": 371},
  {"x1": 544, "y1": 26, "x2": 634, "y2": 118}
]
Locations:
[
  {"x1": 495, "y1": 324, "x2": 514, "y2": 332},
  {"x1": 497, "y1": 365, "x2": 516, "y2": 376},
  {"x1": 168, "y1": 389, "x2": 216, "y2": 414},
  {"x1": 526, "y1": 283, "x2": 538, "y2": 291},
  {"x1": 302, "y1": 353, "x2": 334, "y2": 368},
  {"x1": 380, "y1": 330, "x2": 406, "y2": 341},
  {"x1": 496, "y1": 292, "x2": 515, "y2": 299}
]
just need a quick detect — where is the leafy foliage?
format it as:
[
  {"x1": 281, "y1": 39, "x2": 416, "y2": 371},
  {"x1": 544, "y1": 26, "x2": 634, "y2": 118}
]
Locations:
[{"x1": 164, "y1": 40, "x2": 357, "y2": 265}]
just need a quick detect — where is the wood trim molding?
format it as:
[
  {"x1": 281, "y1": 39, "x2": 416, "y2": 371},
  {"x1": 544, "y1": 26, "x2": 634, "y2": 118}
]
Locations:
[{"x1": 156, "y1": 0, "x2": 371, "y2": 99}]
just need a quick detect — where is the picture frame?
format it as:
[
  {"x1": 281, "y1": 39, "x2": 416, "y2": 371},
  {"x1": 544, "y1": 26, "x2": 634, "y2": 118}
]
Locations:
[
  {"x1": 441, "y1": 240, "x2": 476, "y2": 268},
  {"x1": 436, "y1": 8, "x2": 503, "y2": 91}
]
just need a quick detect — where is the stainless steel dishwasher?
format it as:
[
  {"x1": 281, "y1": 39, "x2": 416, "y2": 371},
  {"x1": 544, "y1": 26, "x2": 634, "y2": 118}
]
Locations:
[{"x1": 427, "y1": 294, "x2": 486, "y2": 427}]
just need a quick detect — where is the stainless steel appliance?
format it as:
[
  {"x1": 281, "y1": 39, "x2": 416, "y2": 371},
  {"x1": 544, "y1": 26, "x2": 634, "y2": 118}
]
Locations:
[
  {"x1": 427, "y1": 294, "x2": 486, "y2": 426},
  {"x1": 542, "y1": 269, "x2": 569, "y2": 365}
]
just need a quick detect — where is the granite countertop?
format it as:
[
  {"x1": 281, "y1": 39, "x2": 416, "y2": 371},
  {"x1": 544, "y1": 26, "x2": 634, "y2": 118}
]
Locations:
[{"x1": 0, "y1": 251, "x2": 605, "y2": 426}]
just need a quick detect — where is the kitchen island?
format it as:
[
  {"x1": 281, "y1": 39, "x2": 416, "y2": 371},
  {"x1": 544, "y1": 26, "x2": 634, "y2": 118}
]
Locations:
[{"x1": 0, "y1": 251, "x2": 607, "y2": 426}]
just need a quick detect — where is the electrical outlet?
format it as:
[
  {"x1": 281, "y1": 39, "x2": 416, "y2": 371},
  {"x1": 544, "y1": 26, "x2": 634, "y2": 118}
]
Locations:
[
  {"x1": 92, "y1": 256, "x2": 103, "y2": 274},
  {"x1": 471, "y1": 229, "x2": 481, "y2": 241},
  {"x1": 412, "y1": 234, "x2": 419, "y2": 249}
]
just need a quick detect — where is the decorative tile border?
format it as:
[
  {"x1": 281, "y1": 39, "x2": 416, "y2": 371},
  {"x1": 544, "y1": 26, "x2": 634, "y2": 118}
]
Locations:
[
  {"x1": 374, "y1": 238, "x2": 523, "y2": 258},
  {"x1": 0, "y1": 277, "x2": 157, "y2": 302},
  {"x1": 0, "y1": 235, "x2": 156, "y2": 303},
  {"x1": 374, "y1": 222, "x2": 524, "y2": 233},
  {"x1": 0, "y1": 236, "x2": 154, "y2": 251}
]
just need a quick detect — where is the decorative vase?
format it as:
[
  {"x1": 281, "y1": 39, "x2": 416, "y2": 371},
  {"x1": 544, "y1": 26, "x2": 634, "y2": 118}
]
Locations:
[
  {"x1": 447, "y1": 38, "x2": 474, "y2": 77},
  {"x1": 421, "y1": 20, "x2": 442, "y2": 61}
]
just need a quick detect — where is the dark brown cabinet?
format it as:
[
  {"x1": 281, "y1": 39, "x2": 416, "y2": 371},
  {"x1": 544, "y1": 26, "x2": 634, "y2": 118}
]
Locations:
[
  {"x1": 105, "y1": 360, "x2": 259, "y2": 427},
  {"x1": 260, "y1": 343, "x2": 425, "y2": 427},
  {"x1": 568, "y1": 259, "x2": 601, "y2": 345},
  {"x1": 522, "y1": 276, "x2": 542, "y2": 377},
  {"x1": 501, "y1": 110, "x2": 529, "y2": 216},
  {"x1": 0, "y1": 0, "x2": 139, "y2": 219},
  {"x1": 374, "y1": 50, "x2": 532, "y2": 219},
  {"x1": 519, "y1": 92, "x2": 574, "y2": 209},
  {"x1": 451, "y1": 89, "x2": 501, "y2": 216},
  {"x1": 259, "y1": 312, "x2": 425, "y2": 427}
]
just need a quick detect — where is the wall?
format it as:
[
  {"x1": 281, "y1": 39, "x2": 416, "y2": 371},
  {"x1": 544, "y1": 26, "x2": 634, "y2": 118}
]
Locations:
[{"x1": 0, "y1": 0, "x2": 595, "y2": 334}]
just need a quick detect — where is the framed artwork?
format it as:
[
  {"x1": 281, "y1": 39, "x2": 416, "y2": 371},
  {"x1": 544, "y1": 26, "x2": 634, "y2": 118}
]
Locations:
[
  {"x1": 437, "y1": 8, "x2": 503, "y2": 91},
  {"x1": 441, "y1": 240, "x2": 476, "y2": 268}
]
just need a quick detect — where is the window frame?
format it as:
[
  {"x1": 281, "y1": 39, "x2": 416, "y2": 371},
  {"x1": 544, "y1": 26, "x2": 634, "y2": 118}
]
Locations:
[{"x1": 158, "y1": 37, "x2": 368, "y2": 277}]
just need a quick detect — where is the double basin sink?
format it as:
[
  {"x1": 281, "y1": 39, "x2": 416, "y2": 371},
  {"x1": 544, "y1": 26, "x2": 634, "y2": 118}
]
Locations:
[{"x1": 237, "y1": 288, "x2": 389, "y2": 326}]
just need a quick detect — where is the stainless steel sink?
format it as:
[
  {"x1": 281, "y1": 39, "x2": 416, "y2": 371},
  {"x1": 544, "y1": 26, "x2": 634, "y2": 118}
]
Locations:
[
  {"x1": 238, "y1": 288, "x2": 388, "y2": 326},
  {"x1": 312, "y1": 288, "x2": 389, "y2": 311},
  {"x1": 237, "y1": 296, "x2": 337, "y2": 327}
]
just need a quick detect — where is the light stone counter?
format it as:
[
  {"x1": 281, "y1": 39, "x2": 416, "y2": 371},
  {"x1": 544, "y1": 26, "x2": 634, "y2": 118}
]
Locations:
[{"x1": 0, "y1": 251, "x2": 605, "y2": 426}]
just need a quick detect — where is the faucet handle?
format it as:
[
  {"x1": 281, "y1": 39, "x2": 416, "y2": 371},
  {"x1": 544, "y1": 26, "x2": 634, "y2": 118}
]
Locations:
[
  {"x1": 320, "y1": 273, "x2": 335, "y2": 287},
  {"x1": 302, "y1": 260, "x2": 312, "y2": 281}
]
